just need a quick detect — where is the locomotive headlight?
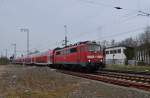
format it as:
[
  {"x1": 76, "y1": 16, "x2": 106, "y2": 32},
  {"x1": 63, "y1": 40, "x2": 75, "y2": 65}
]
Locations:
[
  {"x1": 88, "y1": 59, "x2": 91, "y2": 62},
  {"x1": 100, "y1": 59, "x2": 103, "y2": 62}
]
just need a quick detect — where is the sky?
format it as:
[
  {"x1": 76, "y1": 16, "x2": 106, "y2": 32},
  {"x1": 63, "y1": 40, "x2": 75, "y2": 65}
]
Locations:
[{"x1": 0, "y1": 0, "x2": 150, "y2": 57}]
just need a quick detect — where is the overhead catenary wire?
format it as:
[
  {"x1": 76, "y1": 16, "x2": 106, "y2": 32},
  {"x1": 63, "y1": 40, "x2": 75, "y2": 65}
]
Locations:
[
  {"x1": 96, "y1": 26, "x2": 146, "y2": 41},
  {"x1": 16, "y1": 27, "x2": 145, "y2": 57},
  {"x1": 70, "y1": 0, "x2": 149, "y2": 40},
  {"x1": 79, "y1": 0, "x2": 114, "y2": 8},
  {"x1": 14, "y1": 0, "x2": 150, "y2": 57},
  {"x1": 69, "y1": 14, "x2": 139, "y2": 42},
  {"x1": 79, "y1": 0, "x2": 150, "y2": 17},
  {"x1": 66, "y1": 0, "x2": 140, "y2": 37},
  {"x1": 25, "y1": 0, "x2": 147, "y2": 52},
  {"x1": 78, "y1": 0, "x2": 139, "y2": 12},
  {"x1": 18, "y1": 24, "x2": 144, "y2": 56}
]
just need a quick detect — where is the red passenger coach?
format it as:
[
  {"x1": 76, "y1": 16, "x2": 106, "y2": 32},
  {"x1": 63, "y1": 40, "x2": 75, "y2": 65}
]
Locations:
[
  {"x1": 33, "y1": 50, "x2": 53, "y2": 65},
  {"x1": 14, "y1": 50, "x2": 53, "y2": 66},
  {"x1": 53, "y1": 41, "x2": 104, "y2": 71}
]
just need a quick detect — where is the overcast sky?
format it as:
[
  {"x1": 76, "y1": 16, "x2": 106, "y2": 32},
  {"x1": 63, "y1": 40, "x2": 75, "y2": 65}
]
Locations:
[{"x1": 0, "y1": 0, "x2": 150, "y2": 57}]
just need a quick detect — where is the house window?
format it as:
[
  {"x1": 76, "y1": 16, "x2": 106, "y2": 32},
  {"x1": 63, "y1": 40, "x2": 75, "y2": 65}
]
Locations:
[
  {"x1": 106, "y1": 51, "x2": 109, "y2": 54},
  {"x1": 118, "y1": 49, "x2": 121, "y2": 53},
  {"x1": 113, "y1": 50, "x2": 117, "y2": 54},
  {"x1": 110, "y1": 50, "x2": 113, "y2": 54}
]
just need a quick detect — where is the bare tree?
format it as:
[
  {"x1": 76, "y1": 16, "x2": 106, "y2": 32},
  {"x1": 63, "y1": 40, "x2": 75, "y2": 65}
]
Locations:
[
  {"x1": 111, "y1": 39, "x2": 115, "y2": 47},
  {"x1": 100, "y1": 40, "x2": 110, "y2": 49},
  {"x1": 118, "y1": 37, "x2": 138, "y2": 48},
  {"x1": 138, "y1": 26, "x2": 150, "y2": 47}
]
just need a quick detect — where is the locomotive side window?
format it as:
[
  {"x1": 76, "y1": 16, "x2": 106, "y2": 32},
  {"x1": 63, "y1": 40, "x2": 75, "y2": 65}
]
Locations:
[
  {"x1": 63, "y1": 49, "x2": 70, "y2": 55},
  {"x1": 61, "y1": 51, "x2": 64, "y2": 55},
  {"x1": 64, "y1": 50, "x2": 67, "y2": 54},
  {"x1": 70, "y1": 48, "x2": 77, "y2": 53},
  {"x1": 66, "y1": 49, "x2": 70, "y2": 54},
  {"x1": 56, "y1": 51, "x2": 61, "y2": 55}
]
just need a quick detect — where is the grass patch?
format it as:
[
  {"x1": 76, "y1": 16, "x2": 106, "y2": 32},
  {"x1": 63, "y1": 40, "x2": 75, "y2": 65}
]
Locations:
[
  {"x1": 0, "y1": 65, "x2": 80, "y2": 98},
  {"x1": 5, "y1": 84, "x2": 79, "y2": 98},
  {"x1": 0, "y1": 57, "x2": 9, "y2": 65},
  {"x1": 105, "y1": 64, "x2": 150, "y2": 72}
]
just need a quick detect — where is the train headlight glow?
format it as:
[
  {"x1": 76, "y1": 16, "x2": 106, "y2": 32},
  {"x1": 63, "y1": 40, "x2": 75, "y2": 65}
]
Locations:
[
  {"x1": 88, "y1": 60, "x2": 91, "y2": 62},
  {"x1": 100, "y1": 59, "x2": 103, "y2": 62}
]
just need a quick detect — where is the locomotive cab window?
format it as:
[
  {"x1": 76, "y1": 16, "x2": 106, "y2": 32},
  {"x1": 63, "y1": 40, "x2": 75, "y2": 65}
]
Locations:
[{"x1": 88, "y1": 44, "x2": 100, "y2": 51}]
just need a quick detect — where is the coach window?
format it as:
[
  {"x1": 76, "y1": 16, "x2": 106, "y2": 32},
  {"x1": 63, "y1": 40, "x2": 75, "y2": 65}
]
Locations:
[{"x1": 70, "y1": 48, "x2": 77, "y2": 53}]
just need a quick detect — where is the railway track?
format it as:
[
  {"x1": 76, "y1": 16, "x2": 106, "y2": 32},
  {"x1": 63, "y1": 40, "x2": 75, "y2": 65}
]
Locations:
[
  {"x1": 96, "y1": 70, "x2": 150, "y2": 83},
  {"x1": 58, "y1": 70, "x2": 150, "y2": 91},
  {"x1": 101, "y1": 69, "x2": 150, "y2": 75}
]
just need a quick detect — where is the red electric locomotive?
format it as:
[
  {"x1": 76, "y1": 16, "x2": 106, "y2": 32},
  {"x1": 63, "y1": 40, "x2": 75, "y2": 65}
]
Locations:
[{"x1": 53, "y1": 41, "x2": 104, "y2": 71}]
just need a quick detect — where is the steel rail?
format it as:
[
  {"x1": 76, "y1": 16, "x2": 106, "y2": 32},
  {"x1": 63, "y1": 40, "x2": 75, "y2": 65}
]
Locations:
[{"x1": 59, "y1": 70, "x2": 150, "y2": 91}]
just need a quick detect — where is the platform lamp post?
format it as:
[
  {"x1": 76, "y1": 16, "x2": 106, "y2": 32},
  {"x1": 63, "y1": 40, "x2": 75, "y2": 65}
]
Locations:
[
  {"x1": 20, "y1": 28, "x2": 30, "y2": 56},
  {"x1": 63, "y1": 25, "x2": 69, "y2": 47}
]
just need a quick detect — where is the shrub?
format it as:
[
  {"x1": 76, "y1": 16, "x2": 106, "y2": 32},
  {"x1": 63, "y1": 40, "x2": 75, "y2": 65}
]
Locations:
[
  {"x1": 137, "y1": 61, "x2": 146, "y2": 66},
  {"x1": 0, "y1": 57, "x2": 9, "y2": 65}
]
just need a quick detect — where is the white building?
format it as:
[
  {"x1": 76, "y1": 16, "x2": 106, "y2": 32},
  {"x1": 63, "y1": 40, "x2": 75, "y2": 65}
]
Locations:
[{"x1": 105, "y1": 46, "x2": 126, "y2": 65}]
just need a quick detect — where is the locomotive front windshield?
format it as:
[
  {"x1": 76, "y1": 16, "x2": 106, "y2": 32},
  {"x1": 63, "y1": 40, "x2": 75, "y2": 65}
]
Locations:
[{"x1": 88, "y1": 44, "x2": 101, "y2": 52}]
